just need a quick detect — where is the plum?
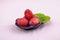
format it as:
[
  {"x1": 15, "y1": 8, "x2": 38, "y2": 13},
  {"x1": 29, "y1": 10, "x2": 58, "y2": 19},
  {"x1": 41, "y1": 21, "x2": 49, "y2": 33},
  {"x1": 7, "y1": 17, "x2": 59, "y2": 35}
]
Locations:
[
  {"x1": 16, "y1": 18, "x2": 28, "y2": 26},
  {"x1": 24, "y1": 9, "x2": 34, "y2": 20},
  {"x1": 29, "y1": 18, "x2": 40, "y2": 26}
]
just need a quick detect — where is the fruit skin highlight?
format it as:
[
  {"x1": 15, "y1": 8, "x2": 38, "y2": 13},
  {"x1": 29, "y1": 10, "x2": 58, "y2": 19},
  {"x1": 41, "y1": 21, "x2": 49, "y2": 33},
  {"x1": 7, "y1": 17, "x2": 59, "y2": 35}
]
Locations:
[
  {"x1": 16, "y1": 18, "x2": 28, "y2": 26},
  {"x1": 29, "y1": 18, "x2": 40, "y2": 26},
  {"x1": 24, "y1": 9, "x2": 34, "y2": 20}
]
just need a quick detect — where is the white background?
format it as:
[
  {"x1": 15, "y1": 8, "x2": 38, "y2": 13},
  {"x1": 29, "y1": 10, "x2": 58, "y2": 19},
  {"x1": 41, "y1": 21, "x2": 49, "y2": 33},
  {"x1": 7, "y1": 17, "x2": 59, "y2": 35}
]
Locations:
[{"x1": 0, "y1": 0, "x2": 60, "y2": 40}]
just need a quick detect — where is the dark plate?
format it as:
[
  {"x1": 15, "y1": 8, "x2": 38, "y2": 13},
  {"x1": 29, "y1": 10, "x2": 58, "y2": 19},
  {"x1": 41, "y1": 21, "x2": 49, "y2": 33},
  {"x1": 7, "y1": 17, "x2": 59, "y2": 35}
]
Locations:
[{"x1": 15, "y1": 19, "x2": 42, "y2": 30}]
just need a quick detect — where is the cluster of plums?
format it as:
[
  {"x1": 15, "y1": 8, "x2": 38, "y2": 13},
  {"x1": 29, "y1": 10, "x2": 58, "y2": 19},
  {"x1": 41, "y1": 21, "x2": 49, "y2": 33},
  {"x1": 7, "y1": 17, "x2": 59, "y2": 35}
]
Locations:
[{"x1": 15, "y1": 9, "x2": 41, "y2": 30}]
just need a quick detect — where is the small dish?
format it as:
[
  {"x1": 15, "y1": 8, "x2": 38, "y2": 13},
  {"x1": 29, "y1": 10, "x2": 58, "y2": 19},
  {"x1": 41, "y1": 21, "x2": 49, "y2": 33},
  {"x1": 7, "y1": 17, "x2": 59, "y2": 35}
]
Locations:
[{"x1": 15, "y1": 19, "x2": 42, "y2": 30}]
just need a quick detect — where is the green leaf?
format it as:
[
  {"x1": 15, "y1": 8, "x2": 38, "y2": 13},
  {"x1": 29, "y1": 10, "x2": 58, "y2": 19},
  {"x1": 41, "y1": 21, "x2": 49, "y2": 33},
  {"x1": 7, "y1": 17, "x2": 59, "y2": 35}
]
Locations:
[
  {"x1": 35, "y1": 13, "x2": 45, "y2": 23},
  {"x1": 42, "y1": 16, "x2": 50, "y2": 23},
  {"x1": 35, "y1": 13, "x2": 45, "y2": 18},
  {"x1": 35, "y1": 13, "x2": 50, "y2": 23}
]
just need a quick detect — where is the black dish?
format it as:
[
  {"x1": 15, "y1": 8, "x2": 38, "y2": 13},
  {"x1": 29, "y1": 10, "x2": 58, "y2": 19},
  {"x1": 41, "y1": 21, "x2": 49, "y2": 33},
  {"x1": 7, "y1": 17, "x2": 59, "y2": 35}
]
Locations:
[{"x1": 15, "y1": 19, "x2": 42, "y2": 30}]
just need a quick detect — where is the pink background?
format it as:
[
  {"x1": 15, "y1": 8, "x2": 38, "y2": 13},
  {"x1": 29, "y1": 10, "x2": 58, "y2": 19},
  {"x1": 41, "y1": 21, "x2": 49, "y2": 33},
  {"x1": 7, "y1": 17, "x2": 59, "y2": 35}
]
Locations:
[{"x1": 0, "y1": 0, "x2": 60, "y2": 40}]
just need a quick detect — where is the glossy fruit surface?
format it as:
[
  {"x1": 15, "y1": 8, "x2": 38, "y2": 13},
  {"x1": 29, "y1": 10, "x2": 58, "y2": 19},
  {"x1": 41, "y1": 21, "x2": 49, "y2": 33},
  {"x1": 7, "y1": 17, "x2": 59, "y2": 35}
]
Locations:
[
  {"x1": 29, "y1": 18, "x2": 40, "y2": 25},
  {"x1": 24, "y1": 9, "x2": 34, "y2": 20},
  {"x1": 16, "y1": 18, "x2": 28, "y2": 26}
]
